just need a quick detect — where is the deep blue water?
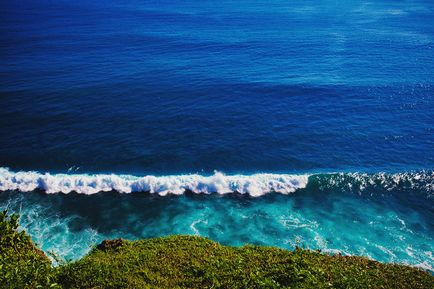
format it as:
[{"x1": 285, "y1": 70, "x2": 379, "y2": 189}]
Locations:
[{"x1": 0, "y1": 0, "x2": 433, "y2": 270}]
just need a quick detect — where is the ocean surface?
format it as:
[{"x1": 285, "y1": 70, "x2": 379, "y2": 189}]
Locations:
[{"x1": 0, "y1": 0, "x2": 433, "y2": 270}]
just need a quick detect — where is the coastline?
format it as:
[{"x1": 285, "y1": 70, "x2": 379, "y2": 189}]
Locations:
[{"x1": 1, "y1": 211, "x2": 432, "y2": 289}]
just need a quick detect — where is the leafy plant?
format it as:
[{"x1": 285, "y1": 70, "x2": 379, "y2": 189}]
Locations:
[{"x1": 0, "y1": 210, "x2": 60, "y2": 289}]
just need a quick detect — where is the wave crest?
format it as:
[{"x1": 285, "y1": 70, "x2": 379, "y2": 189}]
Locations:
[
  {"x1": 1, "y1": 168, "x2": 432, "y2": 197},
  {"x1": 0, "y1": 168, "x2": 308, "y2": 196},
  {"x1": 310, "y1": 172, "x2": 434, "y2": 194}
]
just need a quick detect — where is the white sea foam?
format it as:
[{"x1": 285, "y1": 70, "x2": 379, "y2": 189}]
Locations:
[
  {"x1": 0, "y1": 168, "x2": 309, "y2": 197},
  {"x1": 412, "y1": 261, "x2": 434, "y2": 272},
  {"x1": 314, "y1": 171, "x2": 434, "y2": 194},
  {"x1": 1, "y1": 167, "x2": 432, "y2": 196}
]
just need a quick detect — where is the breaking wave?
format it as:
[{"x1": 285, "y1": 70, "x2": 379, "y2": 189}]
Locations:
[
  {"x1": 0, "y1": 168, "x2": 432, "y2": 197},
  {"x1": 0, "y1": 168, "x2": 308, "y2": 196}
]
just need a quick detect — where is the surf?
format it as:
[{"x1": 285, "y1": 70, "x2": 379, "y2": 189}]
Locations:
[
  {"x1": 0, "y1": 167, "x2": 309, "y2": 196},
  {"x1": 0, "y1": 167, "x2": 432, "y2": 197}
]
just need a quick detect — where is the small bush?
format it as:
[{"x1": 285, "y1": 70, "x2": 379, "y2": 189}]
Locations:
[{"x1": 0, "y1": 210, "x2": 60, "y2": 289}]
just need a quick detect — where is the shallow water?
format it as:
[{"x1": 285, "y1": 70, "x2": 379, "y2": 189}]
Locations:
[{"x1": 1, "y1": 170, "x2": 433, "y2": 271}]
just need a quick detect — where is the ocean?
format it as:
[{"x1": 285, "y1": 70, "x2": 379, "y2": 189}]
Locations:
[{"x1": 0, "y1": 0, "x2": 433, "y2": 270}]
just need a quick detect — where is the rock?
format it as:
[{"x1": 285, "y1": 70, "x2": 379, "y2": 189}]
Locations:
[{"x1": 97, "y1": 239, "x2": 124, "y2": 251}]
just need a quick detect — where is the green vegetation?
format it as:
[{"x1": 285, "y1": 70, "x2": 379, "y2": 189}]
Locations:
[
  {"x1": 1, "y1": 211, "x2": 433, "y2": 289},
  {"x1": 0, "y1": 211, "x2": 60, "y2": 289}
]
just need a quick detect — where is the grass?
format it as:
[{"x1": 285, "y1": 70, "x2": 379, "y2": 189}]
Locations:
[
  {"x1": 0, "y1": 210, "x2": 60, "y2": 289},
  {"x1": 1, "y1": 210, "x2": 433, "y2": 289}
]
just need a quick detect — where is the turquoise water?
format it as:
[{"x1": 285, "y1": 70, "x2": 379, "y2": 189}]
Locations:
[
  {"x1": 1, "y1": 172, "x2": 433, "y2": 271},
  {"x1": 0, "y1": 0, "x2": 433, "y2": 272}
]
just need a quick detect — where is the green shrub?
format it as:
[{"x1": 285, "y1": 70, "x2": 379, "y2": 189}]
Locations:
[
  {"x1": 57, "y1": 235, "x2": 433, "y2": 289},
  {"x1": 0, "y1": 210, "x2": 60, "y2": 289}
]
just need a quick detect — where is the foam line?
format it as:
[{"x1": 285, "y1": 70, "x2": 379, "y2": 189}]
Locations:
[
  {"x1": 1, "y1": 168, "x2": 432, "y2": 196},
  {"x1": 0, "y1": 168, "x2": 309, "y2": 196}
]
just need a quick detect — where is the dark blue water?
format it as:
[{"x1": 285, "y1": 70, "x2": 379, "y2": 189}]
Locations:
[{"x1": 0, "y1": 0, "x2": 433, "y2": 270}]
